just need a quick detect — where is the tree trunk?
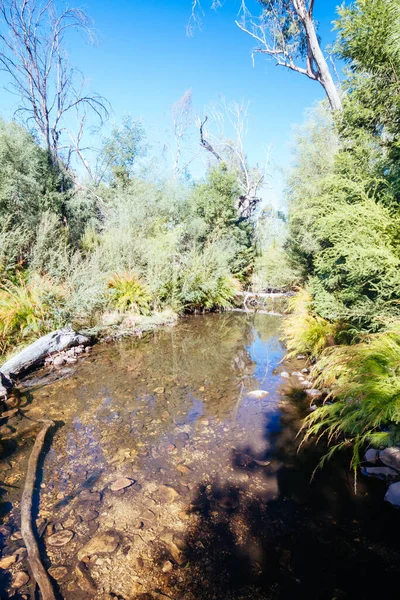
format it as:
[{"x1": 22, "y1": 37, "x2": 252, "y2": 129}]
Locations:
[{"x1": 296, "y1": 1, "x2": 342, "y2": 111}]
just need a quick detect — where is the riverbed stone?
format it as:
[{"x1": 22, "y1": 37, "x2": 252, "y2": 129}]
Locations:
[
  {"x1": 53, "y1": 355, "x2": 66, "y2": 367},
  {"x1": 75, "y1": 561, "x2": 97, "y2": 593},
  {"x1": 159, "y1": 484, "x2": 180, "y2": 502},
  {"x1": 162, "y1": 560, "x2": 174, "y2": 573},
  {"x1": 364, "y1": 448, "x2": 379, "y2": 463},
  {"x1": 361, "y1": 467, "x2": 398, "y2": 481},
  {"x1": 1, "y1": 408, "x2": 18, "y2": 418},
  {"x1": 47, "y1": 529, "x2": 74, "y2": 547},
  {"x1": 153, "y1": 387, "x2": 165, "y2": 394},
  {"x1": 305, "y1": 388, "x2": 322, "y2": 399},
  {"x1": 160, "y1": 533, "x2": 187, "y2": 565},
  {"x1": 110, "y1": 477, "x2": 135, "y2": 492},
  {"x1": 380, "y1": 447, "x2": 400, "y2": 471},
  {"x1": 48, "y1": 566, "x2": 70, "y2": 581},
  {"x1": 77, "y1": 532, "x2": 120, "y2": 560},
  {"x1": 385, "y1": 481, "x2": 400, "y2": 507},
  {"x1": 0, "y1": 554, "x2": 16, "y2": 569},
  {"x1": 280, "y1": 372, "x2": 290, "y2": 379},
  {"x1": 11, "y1": 571, "x2": 29, "y2": 588},
  {"x1": 247, "y1": 390, "x2": 269, "y2": 399}
]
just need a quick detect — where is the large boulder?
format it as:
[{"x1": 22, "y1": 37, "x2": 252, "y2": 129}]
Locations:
[{"x1": 380, "y1": 447, "x2": 400, "y2": 472}]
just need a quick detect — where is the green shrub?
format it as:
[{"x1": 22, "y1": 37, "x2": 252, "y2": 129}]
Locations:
[
  {"x1": 302, "y1": 327, "x2": 400, "y2": 477},
  {"x1": 176, "y1": 243, "x2": 239, "y2": 312},
  {"x1": 107, "y1": 272, "x2": 151, "y2": 314},
  {"x1": 0, "y1": 275, "x2": 64, "y2": 354},
  {"x1": 282, "y1": 289, "x2": 343, "y2": 359}
]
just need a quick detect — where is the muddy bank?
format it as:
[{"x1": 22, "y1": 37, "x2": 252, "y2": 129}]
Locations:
[{"x1": 0, "y1": 313, "x2": 399, "y2": 599}]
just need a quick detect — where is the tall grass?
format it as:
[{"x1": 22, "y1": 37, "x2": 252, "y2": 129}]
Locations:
[
  {"x1": 282, "y1": 289, "x2": 343, "y2": 359},
  {"x1": 0, "y1": 276, "x2": 64, "y2": 354}
]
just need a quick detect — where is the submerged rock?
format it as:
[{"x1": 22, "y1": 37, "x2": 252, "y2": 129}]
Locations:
[
  {"x1": 0, "y1": 554, "x2": 16, "y2": 569},
  {"x1": 160, "y1": 533, "x2": 187, "y2": 565},
  {"x1": 75, "y1": 561, "x2": 97, "y2": 593},
  {"x1": 385, "y1": 481, "x2": 400, "y2": 508},
  {"x1": 159, "y1": 484, "x2": 180, "y2": 502},
  {"x1": 247, "y1": 390, "x2": 270, "y2": 399},
  {"x1": 110, "y1": 477, "x2": 135, "y2": 491},
  {"x1": 48, "y1": 566, "x2": 70, "y2": 582},
  {"x1": 380, "y1": 447, "x2": 400, "y2": 471},
  {"x1": 77, "y1": 532, "x2": 120, "y2": 560},
  {"x1": 361, "y1": 467, "x2": 398, "y2": 481},
  {"x1": 47, "y1": 529, "x2": 74, "y2": 547},
  {"x1": 11, "y1": 571, "x2": 29, "y2": 589}
]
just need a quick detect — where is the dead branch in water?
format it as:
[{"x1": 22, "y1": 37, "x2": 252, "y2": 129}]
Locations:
[{"x1": 21, "y1": 419, "x2": 56, "y2": 600}]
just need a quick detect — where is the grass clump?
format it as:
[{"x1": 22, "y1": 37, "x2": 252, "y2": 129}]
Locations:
[
  {"x1": 0, "y1": 275, "x2": 64, "y2": 354},
  {"x1": 107, "y1": 272, "x2": 151, "y2": 315},
  {"x1": 282, "y1": 289, "x2": 344, "y2": 359}
]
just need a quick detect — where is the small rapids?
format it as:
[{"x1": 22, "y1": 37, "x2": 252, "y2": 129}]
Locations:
[{"x1": 0, "y1": 313, "x2": 399, "y2": 599}]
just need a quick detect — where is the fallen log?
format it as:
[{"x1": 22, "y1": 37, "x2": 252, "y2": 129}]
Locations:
[
  {"x1": 21, "y1": 419, "x2": 56, "y2": 600},
  {"x1": 0, "y1": 328, "x2": 90, "y2": 391}
]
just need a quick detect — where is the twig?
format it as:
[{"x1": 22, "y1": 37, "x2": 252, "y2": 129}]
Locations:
[{"x1": 21, "y1": 419, "x2": 56, "y2": 600}]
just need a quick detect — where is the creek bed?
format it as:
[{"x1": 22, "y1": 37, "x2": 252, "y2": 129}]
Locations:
[{"x1": 0, "y1": 313, "x2": 399, "y2": 599}]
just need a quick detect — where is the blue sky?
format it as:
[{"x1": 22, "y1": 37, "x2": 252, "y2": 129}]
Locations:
[{"x1": 0, "y1": 0, "x2": 343, "y2": 207}]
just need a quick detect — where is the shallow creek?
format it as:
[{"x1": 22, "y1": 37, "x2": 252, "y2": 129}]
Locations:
[{"x1": 0, "y1": 313, "x2": 400, "y2": 599}]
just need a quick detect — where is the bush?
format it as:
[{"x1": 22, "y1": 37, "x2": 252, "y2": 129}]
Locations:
[
  {"x1": 0, "y1": 275, "x2": 65, "y2": 354},
  {"x1": 107, "y1": 272, "x2": 151, "y2": 314},
  {"x1": 302, "y1": 327, "x2": 400, "y2": 476},
  {"x1": 282, "y1": 289, "x2": 345, "y2": 359},
  {"x1": 176, "y1": 242, "x2": 239, "y2": 312}
]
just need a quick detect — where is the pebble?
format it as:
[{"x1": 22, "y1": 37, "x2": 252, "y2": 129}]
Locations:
[
  {"x1": 385, "y1": 481, "x2": 400, "y2": 507},
  {"x1": 1, "y1": 408, "x2": 18, "y2": 418},
  {"x1": 280, "y1": 372, "x2": 290, "y2": 379},
  {"x1": 305, "y1": 388, "x2": 322, "y2": 398},
  {"x1": 77, "y1": 532, "x2": 120, "y2": 561},
  {"x1": 11, "y1": 571, "x2": 30, "y2": 589},
  {"x1": 75, "y1": 561, "x2": 97, "y2": 593},
  {"x1": 47, "y1": 529, "x2": 74, "y2": 547},
  {"x1": 0, "y1": 554, "x2": 16, "y2": 569},
  {"x1": 160, "y1": 533, "x2": 187, "y2": 565},
  {"x1": 364, "y1": 448, "x2": 379, "y2": 464},
  {"x1": 53, "y1": 356, "x2": 66, "y2": 367},
  {"x1": 48, "y1": 566, "x2": 69, "y2": 581},
  {"x1": 162, "y1": 560, "x2": 174, "y2": 573},
  {"x1": 153, "y1": 387, "x2": 165, "y2": 394},
  {"x1": 110, "y1": 477, "x2": 135, "y2": 491}
]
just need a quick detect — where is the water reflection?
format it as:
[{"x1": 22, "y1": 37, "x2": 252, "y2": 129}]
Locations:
[{"x1": 0, "y1": 314, "x2": 399, "y2": 600}]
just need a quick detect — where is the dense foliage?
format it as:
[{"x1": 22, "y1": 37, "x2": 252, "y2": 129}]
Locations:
[{"x1": 284, "y1": 0, "x2": 400, "y2": 471}]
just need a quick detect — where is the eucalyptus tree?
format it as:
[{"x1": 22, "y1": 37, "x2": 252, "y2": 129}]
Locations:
[{"x1": 189, "y1": 0, "x2": 342, "y2": 111}]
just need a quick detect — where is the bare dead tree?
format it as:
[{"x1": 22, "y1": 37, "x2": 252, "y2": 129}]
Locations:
[
  {"x1": 189, "y1": 0, "x2": 342, "y2": 112},
  {"x1": 198, "y1": 100, "x2": 270, "y2": 218},
  {"x1": 0, "y1": 0, "x2": 109, "y2": 167},
  {"x1": 171, "y1": 89, "x2": 194, "y2": 176}
]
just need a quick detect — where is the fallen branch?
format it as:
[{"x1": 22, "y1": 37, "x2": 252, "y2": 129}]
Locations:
[{"x1": 21, "y1": 419, "x2": 56, "y2": 600}]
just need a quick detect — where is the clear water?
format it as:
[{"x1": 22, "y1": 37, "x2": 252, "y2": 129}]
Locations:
[{"x1": 0, "y1": 313, "x2": 399, "y2": 599}]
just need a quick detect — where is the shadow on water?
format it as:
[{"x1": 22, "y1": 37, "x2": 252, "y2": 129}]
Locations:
[
  {"x1": 180, "y1": 404, "x2": 400, "y2": 600},
  {"x1": 1, "y1": 313, "x2": 400, "y2": 600}
]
